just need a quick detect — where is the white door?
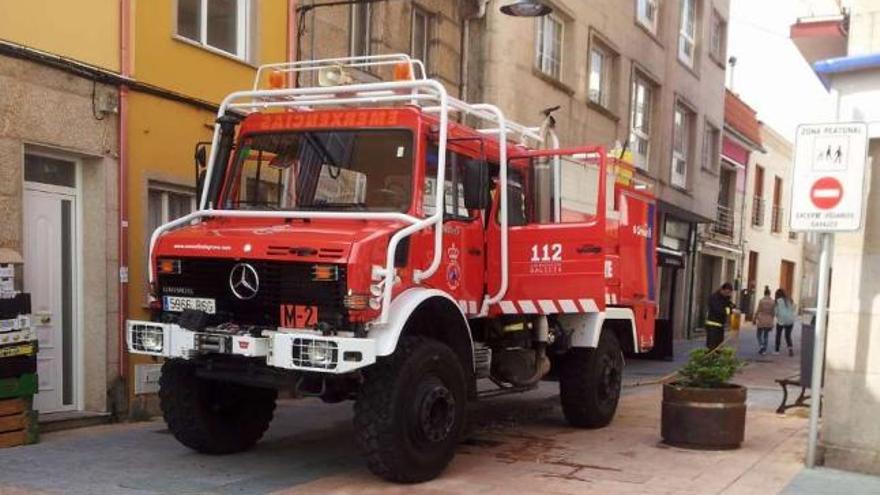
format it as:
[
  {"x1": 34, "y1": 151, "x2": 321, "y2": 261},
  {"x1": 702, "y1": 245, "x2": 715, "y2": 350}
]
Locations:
[{"x1": 23, "y1": 153, "x2": 79, "y2": 413}]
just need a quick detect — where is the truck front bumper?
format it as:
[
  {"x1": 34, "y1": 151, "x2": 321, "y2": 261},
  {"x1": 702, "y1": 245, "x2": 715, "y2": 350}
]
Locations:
[{"x1": 126, "y1": 320, "x2": 376, "y2": 374}]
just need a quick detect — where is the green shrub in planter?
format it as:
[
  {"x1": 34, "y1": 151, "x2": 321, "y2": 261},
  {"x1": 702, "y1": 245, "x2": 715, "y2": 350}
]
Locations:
[
  {"x1": 662, "y1": 346, "x2": 747, "y2": 449},
  {"x1": 677, "y1": 347, "x2": 743, "y2": 388}
]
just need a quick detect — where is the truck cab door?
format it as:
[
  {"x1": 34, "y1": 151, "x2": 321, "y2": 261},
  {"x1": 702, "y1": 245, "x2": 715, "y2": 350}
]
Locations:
[
  {"x1": 486, "y1": 148, "x2": 610, "y2": 314},
  {"x1": 416, "y1": 145, "x2": 486, "y2": 316}
]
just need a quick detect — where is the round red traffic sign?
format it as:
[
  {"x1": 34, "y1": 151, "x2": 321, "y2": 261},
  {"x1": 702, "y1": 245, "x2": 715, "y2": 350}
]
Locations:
[{"x1": 810, "y1": 176, "x2": 843, "y2": 210}]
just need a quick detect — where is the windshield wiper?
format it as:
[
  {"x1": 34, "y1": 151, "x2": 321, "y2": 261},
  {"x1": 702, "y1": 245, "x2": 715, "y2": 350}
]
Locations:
[
  {"x1": 306, "y1": 202, "x2": 368, "y2": 211},
  {"x1": 230, "y1": 201, "x2": 283, "y2": 211}
]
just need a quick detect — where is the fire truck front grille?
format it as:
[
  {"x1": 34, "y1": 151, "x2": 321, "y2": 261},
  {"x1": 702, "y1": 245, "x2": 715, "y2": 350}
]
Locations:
[{"x1": 157, "y1": 259, "x2": 348, "y2": 329}]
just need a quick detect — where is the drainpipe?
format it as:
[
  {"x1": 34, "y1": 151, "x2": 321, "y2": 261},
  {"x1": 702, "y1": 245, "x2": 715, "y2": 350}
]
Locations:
[
  {"x1": 288, "y1": 0, "x2": 297, "y2": 85},
  {"x1": 684, "y1": 223, "x2": 698, "y2": 340},
  {"x1": 460, "y1": 0, "x2": 489, "y2": 101},
  {"x1": 737, "y1": 155, "x2": 749, "y2": 304},
  {"x1": 118, "y1": 0, "x2": 131, "y2": 380}
]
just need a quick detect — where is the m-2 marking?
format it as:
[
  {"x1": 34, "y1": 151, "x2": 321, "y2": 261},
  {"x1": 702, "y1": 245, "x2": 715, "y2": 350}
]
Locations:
[{"x1": 280, "y1": 304, "x2": 319, "y2": 328}]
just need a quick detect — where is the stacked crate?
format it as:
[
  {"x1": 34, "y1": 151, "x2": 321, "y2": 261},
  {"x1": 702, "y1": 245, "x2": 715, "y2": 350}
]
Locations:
[{"x1": 0, "y1": 262, "x2": 38, "y2": 448}]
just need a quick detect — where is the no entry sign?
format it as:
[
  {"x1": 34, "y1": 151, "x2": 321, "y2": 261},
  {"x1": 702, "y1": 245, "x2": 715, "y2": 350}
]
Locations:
[
  {"x1": 810, "y1": 177, "x2": 843, "y2": 210},
  {"x1": 790, "y1": 123, "x2": 868, "y2": 232}
]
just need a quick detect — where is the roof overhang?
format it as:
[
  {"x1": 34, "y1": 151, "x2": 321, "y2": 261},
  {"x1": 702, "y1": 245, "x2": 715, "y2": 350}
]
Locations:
[
  {"x1": 814, "y1": 52, "x2": 880, "y2": 89},
  {"x1": 790, "y1": 15, "x2": 848, "y2": 67},
  {"x1": 723, "y1": 124, "x2": 765, "y2": 153}
]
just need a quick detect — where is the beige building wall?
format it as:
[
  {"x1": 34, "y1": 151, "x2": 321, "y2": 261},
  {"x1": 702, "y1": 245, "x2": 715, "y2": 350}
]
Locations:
[
  {"x1": 741, "y1": 125, "x2": 803, "y2": 306},
  {"x1": 846, "y1": 0, "x2": 880, "y2": 55},
  {"x1": 472, "y1": 0, "x2": 729, "y2": 337},
  {"x1": 300, "y1": 0, "x2": 467, "y2": 97},
  {"x1": 473, "y1": 0, "x2": 728, "y2": 219},
  {"x1": 817, "y1": 1, "x2": 880, "y2": 472},
  {"x1": 0, "y1": 55, "x2": 120, "y2": 413},
  {"x1": 823, "y1": 139, "x2": 880, "y2": 473}
]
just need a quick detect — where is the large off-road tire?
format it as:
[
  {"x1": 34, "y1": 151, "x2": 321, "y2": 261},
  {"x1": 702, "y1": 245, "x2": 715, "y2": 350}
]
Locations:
[
  {"x1": 354, "y1": 336, "x2": 468, "y2": 483},
  {"x1": 159, "y1": 359, "x2": 277, "y2": 454},
  {"x1": 559, "y1": 330, "x2": 623, "y2": 428}
]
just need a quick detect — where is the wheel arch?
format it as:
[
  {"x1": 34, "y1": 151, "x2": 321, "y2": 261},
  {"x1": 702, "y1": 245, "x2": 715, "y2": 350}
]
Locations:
[
  {"x1": 603, "y1": 307, "x2": 639, "y2": 355},
  {"x1": 371, "y1": 288, "x2": 474, "y2": 377},
  {"x1": 559, "y1": 307, "x2": 638, "y2": 354}
]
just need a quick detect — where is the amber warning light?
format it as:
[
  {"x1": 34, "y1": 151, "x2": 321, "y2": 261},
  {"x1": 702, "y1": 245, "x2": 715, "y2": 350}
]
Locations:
[
  {"x1": 157, "y1": 259, "x2": 181, "y2": 275},
  {"x1": 268, "y1": 70, "x2": 286, "y2": 89}
]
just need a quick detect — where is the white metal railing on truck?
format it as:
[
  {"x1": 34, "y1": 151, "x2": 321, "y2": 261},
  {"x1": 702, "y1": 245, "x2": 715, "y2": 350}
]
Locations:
[{"x1": 149, "y1": 55, "x2": 545, "y2": 326}]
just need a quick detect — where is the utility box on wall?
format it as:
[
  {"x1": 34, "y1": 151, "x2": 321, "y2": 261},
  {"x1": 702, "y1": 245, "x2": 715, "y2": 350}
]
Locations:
[{"x1": 134, "y1": 364, "x2": 162, "y2": 395}]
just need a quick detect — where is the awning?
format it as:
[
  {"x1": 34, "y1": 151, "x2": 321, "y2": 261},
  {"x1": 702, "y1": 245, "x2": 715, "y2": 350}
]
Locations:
[{"x1": 814, "y1": 52, "x2": 880, "y2": 89}]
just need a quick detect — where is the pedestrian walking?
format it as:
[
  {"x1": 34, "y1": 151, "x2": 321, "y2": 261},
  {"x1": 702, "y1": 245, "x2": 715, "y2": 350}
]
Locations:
[
  {"x1": 705, "y1": 282, "x2": 736, "y2": 350},
  {"x1": 774, "y1": 288, "x2": 796, "y2": 356},
  {"x1": 753, "y1": 287, "x2": 776, "y2": 355}
]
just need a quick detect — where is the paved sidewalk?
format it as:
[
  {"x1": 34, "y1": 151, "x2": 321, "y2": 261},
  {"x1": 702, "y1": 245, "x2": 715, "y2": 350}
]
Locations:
[
  {"x1": 1, "y1": 324, "x2": 877, "y2": 494},
  {"x1": 782, "y1": 467, "x2": 880, "y2": 494}
]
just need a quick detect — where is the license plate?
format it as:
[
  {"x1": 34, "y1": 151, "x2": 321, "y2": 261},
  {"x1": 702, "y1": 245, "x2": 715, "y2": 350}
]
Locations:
[
  {"x1": 0, "y1": 343, "x2": 34, "y2": 359},
  {"x1": 163, "y1": 296, "x2": 216, "y2": 314}
]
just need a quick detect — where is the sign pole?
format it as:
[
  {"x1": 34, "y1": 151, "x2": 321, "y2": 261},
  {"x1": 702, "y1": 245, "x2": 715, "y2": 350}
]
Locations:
[
  {"x1": 789, "y1": 121, "x2": 867, "y2": 468},
  {"x1": 806, "y1": 232, "x2": 833, "y2": 468}
]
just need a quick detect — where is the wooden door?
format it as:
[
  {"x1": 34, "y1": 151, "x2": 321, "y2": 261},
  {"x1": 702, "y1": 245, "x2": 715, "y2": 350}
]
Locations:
[{"x1": 780, "y1": 260, "x2": 795, "y2": 298}]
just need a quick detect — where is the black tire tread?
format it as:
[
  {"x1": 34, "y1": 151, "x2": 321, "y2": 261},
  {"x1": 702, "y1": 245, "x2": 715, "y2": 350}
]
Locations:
[
  {"x1": 559, "y1": 331, "x2": 623, "y2": 428},
  {"x1": 353, "y1": 336, "x2": 466, "y2": 483},
  {"x1": 159, "y1": 359, "x2": 277, "y2": 455}
]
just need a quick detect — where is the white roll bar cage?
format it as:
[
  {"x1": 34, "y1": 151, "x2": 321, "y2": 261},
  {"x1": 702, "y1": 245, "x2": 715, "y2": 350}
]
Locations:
[{"x1": 149, "y1": 55, "x2": 544, "y2": 325}]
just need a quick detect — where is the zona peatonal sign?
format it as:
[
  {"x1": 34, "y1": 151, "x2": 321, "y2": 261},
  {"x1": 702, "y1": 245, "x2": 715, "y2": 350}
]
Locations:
[{"x1": 790, "y1": 122, "x2": 869, "y2": 232}]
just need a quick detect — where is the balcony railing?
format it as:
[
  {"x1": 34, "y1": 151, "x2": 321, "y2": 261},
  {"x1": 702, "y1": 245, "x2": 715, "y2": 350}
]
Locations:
[
  {"x1": 771, "y1": 205, "x2": 784, "y2": 233},
  {"x1": 713, "y1": 204, "x2": 735, "y2": 238},
  {"x1": 751, "y1": 196, "x2": 765, "y2": 227}
]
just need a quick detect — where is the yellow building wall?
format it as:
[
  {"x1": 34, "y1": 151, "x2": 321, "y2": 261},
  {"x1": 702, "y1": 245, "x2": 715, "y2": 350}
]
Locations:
[
  {"x1": 125, "y1": 2, "x2": 289, "y2": 401},
  {"x1": 0, "y1": 0, "x2": 120, "y2": 71},
  {"x1": 132, "y1": 0, "x2": 289, "y2": 103},
  {"x1": 126, "y1": 91, "x2": 216, "y2": 321},
  {"x1": 127, "y1": 0, "x2": 290, "y2": 321}
]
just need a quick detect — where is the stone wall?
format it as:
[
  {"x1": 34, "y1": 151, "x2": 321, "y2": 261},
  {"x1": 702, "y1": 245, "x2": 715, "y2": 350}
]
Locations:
[{"x1": 0, "y1": 54, "x2": 119, "y2": 413}]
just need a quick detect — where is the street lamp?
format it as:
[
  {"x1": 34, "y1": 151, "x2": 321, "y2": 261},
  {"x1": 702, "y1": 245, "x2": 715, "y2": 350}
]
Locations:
[{"x1": 500, "y1": 0, "x2": 553, "y2": 17}]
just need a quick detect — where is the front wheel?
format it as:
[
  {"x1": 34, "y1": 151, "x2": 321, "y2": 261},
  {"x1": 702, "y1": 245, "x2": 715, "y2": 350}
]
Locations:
[
  {"x1": 159, "y1": 359, "x2": 277, "y2": 454},
  {"x1": 559, "y1": 331, "x2": 624, "y2": 428},
  {"x1": 353, "y1": 336, "x2": 468, "y2": 483}
]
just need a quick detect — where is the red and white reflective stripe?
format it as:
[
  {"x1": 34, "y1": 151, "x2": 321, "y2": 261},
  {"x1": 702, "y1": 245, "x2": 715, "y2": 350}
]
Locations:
[
  {"x1": 496, "y1": 298, "x2": 600, "y2": 315},
  {"x1": 604, "y1": 291, "x2": 618, "y2": 305},
  {"x1": 458, "y1": 300, "x2": 480, "y2": 316}
]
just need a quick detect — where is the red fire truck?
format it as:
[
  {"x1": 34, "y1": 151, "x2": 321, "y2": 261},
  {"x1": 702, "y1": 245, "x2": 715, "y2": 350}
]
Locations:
[{"x1": 127, "y1": 55, "x2": 657, "y2": 483}]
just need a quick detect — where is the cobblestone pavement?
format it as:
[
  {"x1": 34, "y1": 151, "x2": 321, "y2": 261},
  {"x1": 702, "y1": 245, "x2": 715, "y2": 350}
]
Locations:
[{"x1": 0, "y1": 325, "x2": 875, "y2": 494}]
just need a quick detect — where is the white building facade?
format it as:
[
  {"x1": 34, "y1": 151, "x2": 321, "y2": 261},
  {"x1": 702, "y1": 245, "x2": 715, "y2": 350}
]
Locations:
[{"x1": 741, "y1": 125, "x2": 803, "y2": 313}]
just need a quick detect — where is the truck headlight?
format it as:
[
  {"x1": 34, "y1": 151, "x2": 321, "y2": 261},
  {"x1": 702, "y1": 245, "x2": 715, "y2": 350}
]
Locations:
[
  {"x1": 292, "y1": 338, "x2": 338, "y2": 369},
  {"x1": 131, "y1": 323, "x2": 164, "y2": 353}
]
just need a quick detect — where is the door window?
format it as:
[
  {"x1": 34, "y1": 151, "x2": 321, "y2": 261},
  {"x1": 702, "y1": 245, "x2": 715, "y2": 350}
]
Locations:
[
  {"x1": 423, "y1": 146, "x2": 474, "y2": 220},
  {"x1": 506, "y1": 153, "x2": 601, "y2": 225},
  {"x1": 24, "y1": 154, "x2": 76, "y2": 187}
]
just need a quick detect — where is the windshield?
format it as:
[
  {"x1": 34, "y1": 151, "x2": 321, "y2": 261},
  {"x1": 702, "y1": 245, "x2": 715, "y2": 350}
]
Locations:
[{"x1": 220, "y1": 129, "x2": 413, "y2": 212}]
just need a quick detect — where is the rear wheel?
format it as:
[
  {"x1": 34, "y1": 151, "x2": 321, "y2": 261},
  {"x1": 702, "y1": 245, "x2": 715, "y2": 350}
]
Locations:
[
  {"x1": 159, "y1": 359, "x2": 277, "y2": 454},
  {"x1": 559, "y1": 331, "x2": 623, "y2": 428},
  {"x1": 354, "y1": 336, "x2": 467, "y2": 483}
]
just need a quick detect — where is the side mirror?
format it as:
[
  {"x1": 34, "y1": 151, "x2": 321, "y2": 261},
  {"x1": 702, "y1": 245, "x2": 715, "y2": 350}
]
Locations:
[
  {"x1": 194, "y1": 142, "x2": 209, "y2": 201},
  {"x1": 463, "y1": 159, "x2": 490, "y2": 210}
]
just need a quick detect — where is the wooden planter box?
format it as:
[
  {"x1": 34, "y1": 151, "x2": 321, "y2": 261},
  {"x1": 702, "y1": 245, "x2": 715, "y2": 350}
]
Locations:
[
  {"x1": 0, "y1": 396, "x2": 38, "y2": 448},
  {"x1": 661, "y1": 383, "x2": 747, "y2": 450}
]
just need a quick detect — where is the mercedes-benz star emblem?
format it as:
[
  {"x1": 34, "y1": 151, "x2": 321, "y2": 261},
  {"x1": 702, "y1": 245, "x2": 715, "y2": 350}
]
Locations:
[{"x1": 229, "y1": 263, "x2": 260, "y2": 300}]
